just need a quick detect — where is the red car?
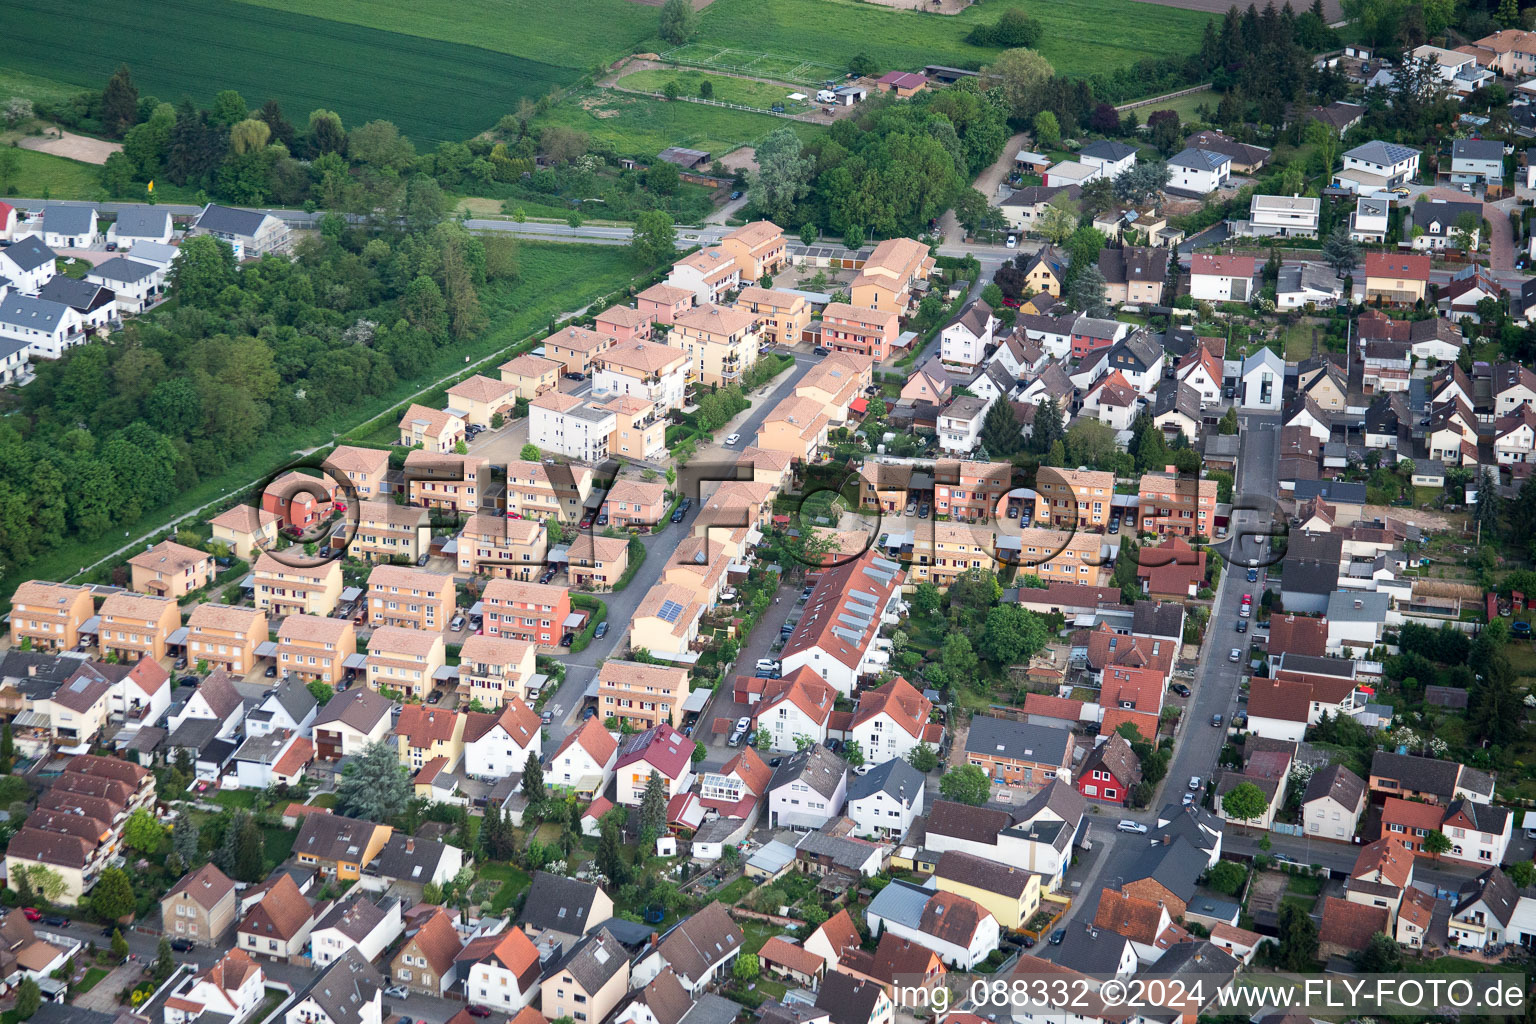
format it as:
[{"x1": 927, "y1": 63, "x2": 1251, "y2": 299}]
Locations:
[
  {"x1": 466, "y1": 1008, "x2": 492, "y2": 1019},
  {"x1": 21, "y1": 908, "x2": 40, "y2": 922}
]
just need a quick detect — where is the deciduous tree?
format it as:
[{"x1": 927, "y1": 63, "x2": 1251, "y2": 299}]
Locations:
[
  {"x1": 940, "y1": 764, "x2": 991, "y2": 805},
  {"x1": 749, "y1": 128, "x2": 815, "y2": 225}
]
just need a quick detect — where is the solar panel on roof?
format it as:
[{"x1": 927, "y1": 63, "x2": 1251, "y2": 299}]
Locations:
[
  {"x1": 831, "y1": 627, "x2": 862, "y2": 645},
  {"x1": 873, "y1": 556, "x2": 900, "y2": 572},
  {"x1": 862, "y1": 567, "x2": 894, "y2": 586},
  {"x1": 848, "y1": 589, "x2": 879, "y2": 606},
  {"x1": 658, "y1": 600, "x2": 684, "y2": 623}
]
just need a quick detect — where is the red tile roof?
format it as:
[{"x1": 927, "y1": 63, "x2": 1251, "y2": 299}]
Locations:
[
  {"x1": 1319, "y1": 896, "x2": 1389, "y2": 948},
  {"x1": 1023, "y1": 693, "x2": 1083, "y2": 722}
]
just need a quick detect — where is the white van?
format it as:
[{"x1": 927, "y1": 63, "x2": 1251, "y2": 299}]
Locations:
[{"x1": 816, "y1": 89, "x2": 836, "y2": 103}]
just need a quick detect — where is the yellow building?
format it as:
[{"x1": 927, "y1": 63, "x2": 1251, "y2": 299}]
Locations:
[
  {"x1": 669, "y1": 304, "x2": 760, "y2": 387},
  {"x1": 598, "y1": 659, "x2": 691, "y2": 729},
  {"x1": 456, "y1": 514, "x2": 548, "y2": 579},
  {"x1": 597, "y1": 395, "x2": 666, "y2": 462},
  {"x1": 498, "y1": 353, "x2": 562, "y2": 400},
  {"x1": 757, "y1": 395, "x2": 830, "y2": 462},
  {"x1": 97, "y1": 592, "x2": 181, "y2": 663},
  {"x1": 794, "y1": 351, "x2": 873, "y2": 425},
  {"x1": 735, "y1": 286, "x2": 809, "y2": 347},
  {"x1": 365, "y1": 626, "x2": 447, "y2": 699},
  {"x1": 1033, "y1": 467, "x2": 1116, "y2": 529},
  {"x1": 506, "y1": 460, "x2": 593, "y2": 523},
  {"x1": 186, "y1": 604, "x2": 268, "y2": 675},
  {"x1": 10, "y1": 580, "x2": 94, "y2": 652},
  {"x1": 850, "y1": 237, "x2": 934, "y2": 315},
  {"x1": 457, "y1": 633, "x2": 538, "y2": 708},
  {"x1": 277, "y1": 614, "x2": 356, "y2": 687},
  {"x1": 630, "y1": 583, "x2": 703, "y2": 659},
  {"x1": 930, "y1": 850, "x2": 1043, "y2": 930},
  {"x1": 208, "y1": 504, "x2": 280, "y2": 560},
  {"x1": 405, "y1": 451, "x2": 489, "y2": 515},
  {"x1": 541, "y1": 325, "x2": 615, "y2": 376},
  {"x1": 323, "y1": 445, "x2": 392, "y2": 501},
  {"x1": 350, "y1": 499, "x2": 431, "y2": 563},
  {"x1": 398, "y1": 404, "x2": 465, "y2": 453},
  {"x1": 567, "y1": 534, "x2": 630, "y2": 591},
  {"x1": 1022, "y1": 245, "x2": 1067, "y2": 297},
  {"x1": 129, "y1": 540, "x2": 213, "y2": 599},
  {"x1": 445, "y1": 374, "x2": 516, "y2": 428},
  {"x1": 253, "y1": 554, "x2": 344, "y2": 617},
  {"x1": 720, "y1": 221, "x2": 788, "y2": 279},
  {"x1": 395, "y1": 705, "x2": 466, "y2": 772}
]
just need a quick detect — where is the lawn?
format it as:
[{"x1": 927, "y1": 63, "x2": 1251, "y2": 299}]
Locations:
[
  {"x1": 690, "y1": 0, "x2": 1211, "y2": 81},
  {"x1": 0, "y1": 0, "x2": 584, "y2": 145},
  {"x1": 308, "y1": 792, "x2": 338, "y2": 809},
  {"x1": 532, "y1": 89, "x2": 821, "y2": 160},
  {"x1": 1277, "y1": 321, "x2": 1320, "y2": 361},
  {"x1": 1139, "y1": 88, "x2": 1217, "y2": 123},
  {"x1": 0, "y1": 146, "x2": 105, "y2": 201},
  {"x1": 620, "y1": 70, "x2": 813, "y2": 114},
  {"x1": 4, "y1": 242, "x2": 645, "y2": 602},
  {"x1": 75, "y1": 967, "x2": 109, "y2": 994},
  {"x1": 263, "y1": 826, "x2": 297, "y2": 867},
  {"x1": 207, "y1": 789, "x2": 258, "y2": 810},
  {"x1": 479, "y1": 862, "x2": 532, "y2": 914},
  {"x1": 714, "y1": 875, "x2": 758, "y2": 905}
]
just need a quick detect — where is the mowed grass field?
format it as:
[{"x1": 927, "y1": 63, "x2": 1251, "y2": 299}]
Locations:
[
  {"x1": 619, "y1": 69, "x2": 815, "y2": 113},
  {"x1": 0, "y1": 0, "x2": 584, "y2": 145},
  {"x1": 534, "y1": 89, "x2": 821, "y2": 159}
]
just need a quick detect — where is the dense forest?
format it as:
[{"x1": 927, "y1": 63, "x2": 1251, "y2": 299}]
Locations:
[{"x1": 0, "y1": 197, "x2": 521, "y2": 571}]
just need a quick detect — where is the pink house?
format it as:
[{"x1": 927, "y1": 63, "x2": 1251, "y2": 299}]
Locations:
[
  {"x1": 594, "y1": 304, "x2": 655, "y2": 343},
  {"x1": 636, "y1": 283, "x2": 696, "y2": 325}
]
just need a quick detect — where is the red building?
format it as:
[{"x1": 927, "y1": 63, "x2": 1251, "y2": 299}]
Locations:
[
  {"x1": 1076, "y1": 733, "x2": 1142, "y2": 806},
  {"x1": 262, "y1": 471, "x2": 334, "y2": 531}
]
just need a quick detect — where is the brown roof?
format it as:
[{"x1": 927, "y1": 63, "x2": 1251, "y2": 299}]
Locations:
[
  {"x1": 314, "y1": 687, "x2": 393, "y2": 733},
  {"x1": 553, "y1": 717, "x2": 618, "y2": 767},
  {"x1": 278, "y1": 614, "x2": 352, "y2": 645},
  {"x1": 272, "y1": 736, "x2": 314, "y2": 777},
  {"x1": 1267, "y1": 615, "x2": 1328, "y2": 660},
  {"x1": 447, "y1": 374, "x2": 515, "y2": 404},
  {"x1": 367, "y1": 626, "x2": 444, "y2": 660},
  {"x1": 933, "y1": 850, "x2": 1038, "y2": 899},
  {"x1": 396, "y1": 706, "x2": 462, "y2": 748},
  {"x1": 851, "y1": 676, "x2": 931, "y2": 739},
  {"x1": 720, "y1": 746, "x2": 773, "y2": 797},
  {"x1": 1247, "y1": 677, "x2": 1313, "y2": 724},
  {"x1": 324, "y1": 445, "x2": 391, "y2": 476},
  {"x1": 240, "y1": 873, "x2": 314, "y2": 941},
  {"x1": 599, "y1": 339, "x2": 686, "y2": 375},
  {"x1": 500, "y1": 353, "x2": 563, "y2": 378},
  {"x1": 1079, "y1": 733, "x2": 1143, "y2": 788},
  {"x1": 928, "y1": 800, "x2": 1013, "y2": 845},
  {"x1": 1319, "y1": 896, "x2": 1389, "y2": 948},
  {"x1": 188, "y1": 603, "x2": 266, "y2": 634},
  {"x1": 673, "y1": 303, "x2": 756, "y2": 337},
  {"x1": 168, "y1": 864, "x2": 237, "y2": 911},
  {"x1": 759, "y1": 936, "x2": 824, "y2": 978},
  {"x1": 811, "y1": 909, "x2": 861, "y2": 961},
  {"x1": 129, "y1": 539, "x2": 208, "y2": 573},
  {"x1": 99, "y1": 590, "x2": 178, "y2": 623},
  {"x1": 655, "y1": 902, "x2": 742, "y2": 984},
  {"x1": 455, "y1": 926, "x2": 540, "y2": 980},
  {"x1": 634, "y1": 968, "x2": 693, "y2": 1024},
  {"x1": 404, "y1": 906, "x2": 463, "y2": 976},
  {"x1": 192, "y1": 668, "x2": 245, "y2": 722},
  {"x1": 1352, "y1": 836, "x2": 1413, "y2": 890},
  {"x1": 367, "y1": 564, "x2": 454, "y2": 594},
  {"x1": 463, "y1": 701, "x2": 539, "y2": 749},
  {"x1": 1094, "y1": 888, "x2": 1167, "y2": 943},
  {"x1": 919, "y1": 891, "x2": 989, "y2": 945},
  {"x1": 636, "y1": 283, "x2": 695, "y2": 305},
  {"x1": 65, "y1": 753, "x2": 150, "y2": 789},
  {"x1": 5, "y1": 828, "x2": 92, "y2": 869},
  {"x1": 209, "y1": 504, "x2": 280, "y2": 532},
  {"x1": 605, "y1": 479, "x2": 667, "y2": 509},
  {"x1": 50, "y1": 669, "x2": 109, "y2": 713}
]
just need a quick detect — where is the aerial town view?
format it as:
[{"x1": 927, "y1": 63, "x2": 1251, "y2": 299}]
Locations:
[{"x1": 3, "y1": 0, "x2": 1536, "y2": 1023}]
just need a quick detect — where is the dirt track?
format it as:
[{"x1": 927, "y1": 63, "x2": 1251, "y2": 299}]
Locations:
[{"x1": 17, "y1": 130, "x2": 120, "y2": 165}]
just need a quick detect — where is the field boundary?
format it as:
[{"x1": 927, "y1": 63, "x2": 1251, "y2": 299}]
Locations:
[
  {"x1": 610, "y1": 85, "x2": 829, "y2": 124},
  {"x1": 660, "y1": 44, "x2": 844, "y2": 87},
  {"x1": 1116, "y1": 82, "x2": 1211, "y2": 112}
]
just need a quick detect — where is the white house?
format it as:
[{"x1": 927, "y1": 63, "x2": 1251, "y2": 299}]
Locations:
[
  {"x1": 0, "y1": 294, "x2": 84, "y2": 361},
  {"x1": 666, "y1": 247, "x2": 742, "y2": 305},
  {"x1": 1449, "y1": 138, "x2": 1504, "y2": 185},
  {"x1": 459, "y1": 927, "x2": 541, "y2": 1014},
  {"x1": 767, "y1": 744, "x2": 847, "y2": 832},
  {"x1": 746, "y1": 670, "x2": 835, "y2": 752},
  {"x1": 1078, "y1": 140, "x2": 1138, "y2": 180},
  {"x1": 1335, "y1": 141, "x2": 1420, "y2": 193},
  {"x1": 109, "y1": 208, "x2": 174, "y2": 247},
  {"x1": 228, "y1": 728, "x2": 310, "y2": 790},
  {"x1": 1175, "y1": 345, "x2": 1224, "y2": 406},
  {"x1": 163, "y1": 948, "x2": 265, "y2": 1024},
  {"x1": 1277, "y1": 263, "x2": 1345, "y2": 310},
  {"x1": 1496, "y1": 407, "x2": 1536, "y2": 465},
  {"x1": 614, "y1": 723, "x2": 694, "y2": 807},
  {"x1": 937, "y1": 395, "x2": 992, "y2": 455},
  {"x1": 0, "y1": 237, "x2": 57, "y2": 294},
  {"x1": 463, "y1": 702, "x2": 541, "y2": 778},
  {"x1": 1302, "y1": 765, "x2": 1366, "y2": 841},
  {"x1": 1167, "y1": 148, "x2": 1231, "y2": 194},
  {"x1": 847, "y1": 677, "x2": 934, "y2": 765},
  {"x1": 1442, "y1": 801, "x2": 1513, "y2": 866},
  {"x1": 865, "y1": 880, "x2": 1001, "y2": 969},
  {"x1": 1241, "y1": 194, "x2": 1320, "y2": 237},
  {"x1": 1349, "y1": 196, "x2": 1391, "y2": 242},
  {"x1": 939, "y1": 300, "x2": 997, "y2": 370},
  {"x1": 36, "y1": 276, "x2": 118, "y2": 333},
  {"x1": 1239, "y1": 347, "x2": 1284, "y2": 411},
  {"x1": 527, "y1": 393, "x2": 616, "y2": 463},
  {"x1": 846, "y1": 758, "x2": 925, "y2": 839},
  {"x1": 1080, "y1": 371, "x2": 1140, "y2": 432},
  {"x1": 191, "y1": 204, "x2": 292, "y2": 258},
  {"x1": 778, "y1": 551, "x2": 905, "y2": 698},
  {"x1": 0, "y1": 338, "x2": 32, "y2": 388},
  {"x1": 1043, "y1": 161, "x2": 1100, "y2": 189},
  {"x1": 310, "y1": 894, "x2": 403, "y2": 968},
  {"x1": 548, "y1": 719, "x2": 618, "y2": 799},
  {"x1": 1189, "y1": 253, "x2": 1257, "y2": 303},
  {"x1": 1449, "y1": 868, "x2": 1518, "y2": 950},
  {"x1": 284, "y1": 952, "x2": 383, "y2": 1024},
  {"x1": 85, "y1": 256, "x2": 165, "y2": 314},
  {"x1": 1325, "y1": 591, "x2": 1390, "y2": 655},
  {"x1": 39, "y1": 206, "x2": 100, "y2": 249},
  {"x1": 167, "y1": 670, "x2": 245, "y2": 740},
  {"x1": 245, "y1": 676, "x2": 317, "y2": 738}
]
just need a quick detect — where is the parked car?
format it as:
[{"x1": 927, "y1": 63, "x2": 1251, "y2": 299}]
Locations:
[
  {"x1": 1169, "y1": 682, "x2": 1191, "y2": 698},
  {"x1": 1007, "y1": 506, "x2": 1020, "y2": 519},
  {"x1": 173, "y1": 656, "x2": 188, "y2": 670},
  {"x1": 169, "y1": 937, "x2": 195, "y2": 951},
  {"x1": 1049, "y1": 928, "x2": 1067, "y2": 945},
  {"x1": 724, "y1": 433, "x2": 741, "y2": 446},
  {"x1": 540, "y1": 710, "x2": 553, "y2": 724},
  {"x1": 1005, "y1": 235, "x2": 1018, "y2": 248},
  {"x1": 466, "y1": 1009, "x2": 494, "y2": 1020},
  {"x1": 917, "y1": 503, "x2": 930, "y2": 518},
  {"x1": 417, "y1": 553, "x2": 430, "y2": 567},
  {"x1": 564, "y1": 372, "x2": 585, "y2": 381},
  {"x1": 21, "y1": 908, "x2": 39, "y2": 922},
  {"x1": 1109, "y1": 517, "x2": 1120, "y2": 533},
  {"x1": 1117, "y1": 820, "x2": 1148, "y2": 834},
  {"x1": 265, "y1": 665, "x2": 278, "y2": 678},
  {"x1": 812, "y1": 346, "x2": 830, "y2": 356},
  {"x1": 728, "y1": 729, "x2": 745, "y2": 747},
  {"x1": 730, "y1": 190, "x2": 743, "y2": 200},
  {"x1": 384, "y1": 986, "x2": 409, "y2": 999},
  {"x1": 671, "y1": 505, "x2": 688, "y2": 524},
  {"x1": 735, "y1": 716, "x2": 752, "y2": 733},
  {"x1": 560, "y1": 633, "x2": 575, "y2": 647},
  {"x1": 594, "y1": 621, "x2": 608, "y2": 639},
  {"x1": 450, "y1": 615, "x2": 466, "y2": 632},
  {"x1": 596, "y1": 512, "x2": 608, "y2": 526},
  {"x1": 579, "y1": 513, "x2": 594, "y2": 529},
  {"x1": 582, "y1": 706, "x2": 597, "y2": 720},
  {"x1": 1228, "y1": 648, "x2": 1242, "y2": 662},
  {"x1": 905, "y1": 501, "x2": 917, "y2": 517}
]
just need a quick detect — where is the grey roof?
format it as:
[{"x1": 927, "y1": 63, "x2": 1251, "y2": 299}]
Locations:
[
  {"x1": 166, "y1": 717, "x2": 221, "y2": 754},
  {"x1": 1132, "y1": 601, "x2": 1185, "y2": 641},
  {"x1": 1325, "y1": 590, "x2": 1390, "y2": 622},
  {"x1": 232, "y1": 729, "x2": 296, "y2": 766},
  {"x1": 1447, "y1": 798, "x2": 1509, "y2": 837},
  {"x1": 1169, "y1": 147, "x2": 1230, "y2": 171},
  {"x1": 1099, "y1": 245, "x2": 1167, "y2": 286},
  {"x1": 1151, "y1": 803, "x2": 1222, "y2": 855},
  {"x1": 128, "y1": 240, "x2": 178, "y2": 265},
  {"x1": 963, "y1": 715, "x2": 1071, "y2": 766},
  {"x1": 865, "y1": 878, "x2": 929, "y2": 929},
  {"x1": 1410, "y1": 199, "x2": 1481, "y2": 233},
  {"x1": 1302, "y1": 763, "x2": 1365, "y2": 810},
  {"x1": 1278, "y1": 262, "x2": 1343, "y2": 297},
  {"x1": 1125, "y1": 835, "x2": 1204, "y2": 900},
  {"x1": 0, "y1": 236, "x2": 57, "y2": 273},
  {"x1": 518, "y1": 871, "x2": 605, "y2": 934},
  {"x1": 1345, "y1": 140, "x2": 1419, "y2": 165},
  {"x1": 1292, "y1": 479, "x2": 1367, "y2": 505},
  {"x1": 365, "y1": 831, "x2": 453, "y2": 884},
  {"x1": 87, "y1": 256, "x2": 158, "y2": 284},
  {"x1": 1073, "y1": 315, "x2": 1122, "y2": 340},
  {"x1": 0, "y1": 294, "x2": 72, "y2": 333},
  {"x1": 846, "y1": 756, "x2": 925, "y2": 804},
  {"x1": 1017, "y1": 778, "x2": 1088, "y2": 828},
  {"x1": 1242, "y1": 346, "x2": 1284, "y2": 375},
  {"x1": 1369, "y1": 750, "x2": 1461, "y2": 800},
  {"x1": 1357, "y1": 195, "x2": 1389, "y2": 217},
  {"x1": 1149, "y1": 939, "x2": 1241, "y2": 980},
  {"x1": 944, "y1": 299, "x2": 994, "y2": 339},
  {"x1": 816, "y1": 971, "x2": 888, "y2": 1024},
  {"x1": 769, "y1": 744, "x2": 846, "y2": 800},
  {"x1": 795, "y1": 828, "x2": 882, "y2": 871},
  {"x1": 315, "y1": 892, "x2": 394, "y2": 942},
  {"x1": 1452, "y1": 138, "x2": 1503, "y2": 161},
  {"x1": 1109, "y1": 330, "x2": 1162, "y2": 372},
  {"x1": 194, "y1": 203, "x2": 271, "y2": 237},
  {"x1": 264, "y1": 674, "x2": 318, "y2": 724},
  {"x1": 36, "y1": 275, "x2": 113, "y2": 312},
  {"x1": 999, "y1": 184, "x2": 1081, "y2": 208},
  {"x1": 549, "y1": 927, "x2": 626, "y2": 994},
  {"x1": 1153, "y1": 379, "x2": 1202, "y2": 422},
  {"x1": 1459, "y1": 766, "x2": 1495, "y2": 799},
  {"x1": 43, "y1": 206, "x2": 96, "y2": 237},
  {"x1": 1275, "y1": 653, "x2": 1355, "y2": 679},
  {"x1": 1051, "y1": 921, "x2": 1135, "y2": 973},
  {"x1": 306, "y1": 949, "x2": 383, "y2": 1024},
  {"x1": 1455, "y1": 867, "x2": 1518, "y2": 926},
  {"x1": 112, "y1": 207, "x2": 173, "y2": 239},
  {"x1": 1080, "y1": 140, "x2": 1139, "y2": 163}
]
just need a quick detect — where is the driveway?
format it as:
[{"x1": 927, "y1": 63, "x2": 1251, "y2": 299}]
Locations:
[
  {"x1": 1486, "y1": 199, "x2": 1516, "y2": 272},
  {"x1": 937, "y1": 130, "x2": 1030, "y2": 245}
]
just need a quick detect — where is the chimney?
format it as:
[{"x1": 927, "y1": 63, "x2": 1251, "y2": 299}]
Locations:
[{"x1": 405, "y1": 838, "x2": 414, "y2": 854}]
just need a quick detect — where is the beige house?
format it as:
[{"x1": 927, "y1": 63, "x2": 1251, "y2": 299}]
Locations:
[
  {"x1": 277, "y1": 615, "x2": 356, "y2": 687},
  {"x1": 208, "y1": 505, "x2": 281, "y2": 560},
  {"x1": 405, "y1": 451, "x2": 489, "y2": 514},
  {"x1": 757, "y1": 394, "x2": 830, "y2": 462},
  {"x1": 850, "y1": 237, "x2": 934, "y2": 315},
  {"x1": 498, "y1": 353, "x2": 563, "y2": 400},
  {"x1": 457, "y1": 634, "x2": 538, "y2": 708},
  {"x1": 630, "y1": 583, "x2": 703, "y2": 658},
  {"x1": 163, "y1": 864, "x2": 238, "y2": 947},
  {"x1": 398, "y1": 403, "x2": 466, "y2": 453},
  {"x1": 670, "y1": 304, "x2": 760, "y2": 387},
  {"x1": 396, "y1": 705, "x2": 466, "y2": 772},
  {"x1": 720, "y1": 221, "x2": 788, "y2": 279},
  {"x1": 663, "y1": 534, "x2": 734, "y2": 608},
  {"x1": 367, "y1": 627, "x2": 447, "y2": 699},
  {"x1": 598, "y1": 395, "x2": 667, "y2": 461},
  {"x1": 349, "y1": 500, "x2": 431, "y2": 564},
  {"x1": 457, "y1": 514, "x2": 549, "y2": 579},
  {"x1": 735, "y1": 287, "x2": 809, "y2": 347},
  {"x1": 506, "y1": 460, "x2": 593, "y2": 523},
  {"x1": 323, "y1": 446, "x2": 391, "y2": 501},
  {"x1": 568, "y1": 535, "x2": 630, "y2": 591},
  {"x1": 35, "y1": 667, "x2": 111, "y2": 746},
  {"x1": 252, "y1": 554, "x2": 344, "y2": 617},
  {"x1": 186, "y1": 604, "x2": 268, "y2": 675},
  {"x1": 446, "y1": 374, "x2": 516, "y2": 428},
  {"x1": 542, "y1": 325, "x2": 615, "y2": 376},
  {"x1": 98, "y1": 592, "x2": 181, "y2": 663},
  {"x1": 604, "y1": 479, "x2": 668, "y2": 528},
  {"x1": 736, "y1": 446, "x2": 795, "y2": 498},
  {"x1": 598, "y1": 659, "x2": 689, "y2": 729},
  {"x1": 540, "y1": 931, "x2": 630, "y2": 1024},
  {"x1": 10, "y1": 580, "x2": 94, "y2": 652},
  {"x1": 314, "y1": 688, "x2": 393, "y2": 760},
  {"x1": 129, "y1": 540, "x2": 213, "y2": 598},
  {"x1": 796, "y1": 351, "x2": 874, "y2": 425},
  {"x1": 366, "y1": 565, "x2": 455, "y2": 631}
]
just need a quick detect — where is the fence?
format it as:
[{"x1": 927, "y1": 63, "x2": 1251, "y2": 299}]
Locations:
[
  {"x1": 1270, "y1": 822, "x2": 1305, "y2": 837},
  {"x1": 1115, "y1": 83, "x2": 1212, "y2": 113},
  {"x1": 615, "y1": 86, "x2": 827, "y2": 124}
]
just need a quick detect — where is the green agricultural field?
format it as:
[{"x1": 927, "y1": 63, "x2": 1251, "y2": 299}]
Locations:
[
  {"x1": 533, "y1": 89, "x2": 821, "y2": 160},
  {"x1": 619, "y1": 69, "x2": 814, "y2": 113},
  {"x1": 0, "y1": 0, "x2": 583, "y2": 145},
  {"x1": 693, "y1": 0, "x2": 1211, "y2": 80},
  {"x1": 0, "y1": 67, "x2": 86, "y2": 106}
]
